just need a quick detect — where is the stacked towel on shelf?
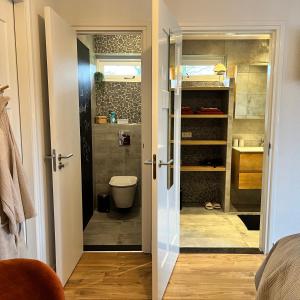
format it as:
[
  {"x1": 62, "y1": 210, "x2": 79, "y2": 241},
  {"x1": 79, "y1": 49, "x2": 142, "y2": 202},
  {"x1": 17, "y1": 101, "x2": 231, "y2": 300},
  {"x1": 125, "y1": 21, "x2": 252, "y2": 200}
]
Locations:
[
  {"x1": 195, "y1": 107, "x2": 224, "y2": 115},
  {"x1": 181, "y1": 106, "x2": 193, "y2": 115}
]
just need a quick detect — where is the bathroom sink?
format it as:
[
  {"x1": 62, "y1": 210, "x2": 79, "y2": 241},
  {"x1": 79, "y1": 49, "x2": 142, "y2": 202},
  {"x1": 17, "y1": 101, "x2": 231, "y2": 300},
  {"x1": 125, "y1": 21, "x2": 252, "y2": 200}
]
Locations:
[{"x1": 233, "y1": 146, "x2": 264, "y2": 153}]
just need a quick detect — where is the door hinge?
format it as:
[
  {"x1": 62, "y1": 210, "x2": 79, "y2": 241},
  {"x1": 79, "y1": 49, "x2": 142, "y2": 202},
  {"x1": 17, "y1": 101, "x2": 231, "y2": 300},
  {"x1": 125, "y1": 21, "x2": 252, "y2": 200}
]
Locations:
[
  {"x1": 268, "y1": 142, "x2": 271, "y2": 156},
  {"x1": 45, "y1": 149, "x2": 57, "y2": 172}
]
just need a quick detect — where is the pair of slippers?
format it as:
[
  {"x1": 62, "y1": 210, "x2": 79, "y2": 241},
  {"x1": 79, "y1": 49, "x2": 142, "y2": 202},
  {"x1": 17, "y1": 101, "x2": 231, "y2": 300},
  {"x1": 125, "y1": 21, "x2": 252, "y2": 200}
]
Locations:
[{"x1": 205, "y1": 201, "x2": 221, "y2": 210}]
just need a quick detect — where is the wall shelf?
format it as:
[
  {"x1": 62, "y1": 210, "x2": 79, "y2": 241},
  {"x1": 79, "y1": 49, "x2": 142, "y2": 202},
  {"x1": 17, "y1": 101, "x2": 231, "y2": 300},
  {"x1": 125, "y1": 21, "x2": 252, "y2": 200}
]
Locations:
[
  {"x1": 180, "y1": 166, "x2": 226, "y2": 172},
  {"x1": 182, "y1": 86, "x2": 230, "y2": 91},
  {"x1": 172, "y1": 140, "x2": 227, "y2": 146},
  {"x1": 172, "y1": 114, "x2": 228, "y2": 119}
]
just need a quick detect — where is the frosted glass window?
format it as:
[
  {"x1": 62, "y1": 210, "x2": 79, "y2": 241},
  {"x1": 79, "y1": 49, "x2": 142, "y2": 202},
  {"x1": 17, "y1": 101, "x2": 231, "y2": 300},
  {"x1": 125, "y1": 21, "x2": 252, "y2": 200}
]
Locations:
[
  {"x1": 97, "y1": 60, "x2": 141, "y2": 82},
  {"x1": 182, "y1": 55, "x2": 226, "y2": 81},
  {"x1": 183, "y1": 65, "x2": 215, "y2": 77}
]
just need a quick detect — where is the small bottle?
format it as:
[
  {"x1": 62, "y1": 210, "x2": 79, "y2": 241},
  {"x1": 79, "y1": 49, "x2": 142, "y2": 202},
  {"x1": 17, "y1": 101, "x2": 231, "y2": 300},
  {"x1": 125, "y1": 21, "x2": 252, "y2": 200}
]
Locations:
[{"x1": 110, "y1": 111, "x2": 117, "y2": 124}]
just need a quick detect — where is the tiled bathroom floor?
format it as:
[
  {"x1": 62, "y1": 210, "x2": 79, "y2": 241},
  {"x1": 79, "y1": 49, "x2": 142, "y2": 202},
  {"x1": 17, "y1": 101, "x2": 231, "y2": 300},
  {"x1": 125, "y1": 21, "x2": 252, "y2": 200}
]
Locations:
[
  {"x1": 84, "y1": 208, "x2": 141, "y2": 246},
  {"x1": 181, "y1": 207, "x2": 260, "y2": 248}
]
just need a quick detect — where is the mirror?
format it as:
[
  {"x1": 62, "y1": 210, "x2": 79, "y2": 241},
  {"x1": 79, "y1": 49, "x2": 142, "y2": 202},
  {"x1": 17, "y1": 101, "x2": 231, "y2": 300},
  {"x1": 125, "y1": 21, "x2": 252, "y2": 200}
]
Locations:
[{"x1": 235, "y1": 63, "x2": 268, "y2": 119}]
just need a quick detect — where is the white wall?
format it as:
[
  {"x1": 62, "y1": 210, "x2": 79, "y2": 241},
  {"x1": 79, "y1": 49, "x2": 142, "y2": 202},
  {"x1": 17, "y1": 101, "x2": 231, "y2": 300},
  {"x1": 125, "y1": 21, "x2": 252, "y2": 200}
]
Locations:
[
  {"x1": 163, "y1": 0, "x2": 300, "y2": 249},
  {"x1": 54, "y1": 0, "x2": 151, "y2": 26}
]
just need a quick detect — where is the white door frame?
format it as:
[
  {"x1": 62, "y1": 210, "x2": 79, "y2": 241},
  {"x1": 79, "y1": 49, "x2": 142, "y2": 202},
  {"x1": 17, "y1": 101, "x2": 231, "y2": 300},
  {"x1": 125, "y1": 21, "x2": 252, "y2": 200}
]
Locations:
[{"x1": 180, "y1": 23, "x2": 286, "y2": 253}]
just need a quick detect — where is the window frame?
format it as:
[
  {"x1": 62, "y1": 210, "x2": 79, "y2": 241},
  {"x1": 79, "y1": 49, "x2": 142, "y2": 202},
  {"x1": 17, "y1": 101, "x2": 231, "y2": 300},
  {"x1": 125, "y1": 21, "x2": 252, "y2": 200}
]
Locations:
[
  {"x1": 182, "y1": 55, "x2": 227, "y2": 82},
  {"x1": 96, "y1": 57, "x2": 141, "y2": 82}
]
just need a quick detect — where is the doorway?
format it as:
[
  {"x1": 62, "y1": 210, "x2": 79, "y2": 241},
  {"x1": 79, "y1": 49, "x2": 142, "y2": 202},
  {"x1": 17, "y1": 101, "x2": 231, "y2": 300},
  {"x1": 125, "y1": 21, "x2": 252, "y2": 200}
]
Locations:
[
  {"x1": 77, "y1": 31, "x2": 146, "y2": 251},
  {"x1": 179, "y1": 31, "x2": 274, "y2": 252}
]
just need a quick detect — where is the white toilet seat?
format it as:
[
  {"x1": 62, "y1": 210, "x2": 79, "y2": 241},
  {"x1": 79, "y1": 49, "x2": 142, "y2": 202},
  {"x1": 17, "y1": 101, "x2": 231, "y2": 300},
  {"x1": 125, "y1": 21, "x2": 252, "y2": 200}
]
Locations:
[{"x1": 109, "y1": 176, "x2": 138, "y2": 187}]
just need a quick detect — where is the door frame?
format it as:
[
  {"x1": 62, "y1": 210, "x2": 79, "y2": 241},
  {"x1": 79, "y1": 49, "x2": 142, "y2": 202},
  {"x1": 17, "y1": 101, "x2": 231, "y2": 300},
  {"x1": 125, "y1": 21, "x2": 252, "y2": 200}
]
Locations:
[
  {"x1": 180, "y1": 23, "x2": 285, "y2": 253},
  {"x1": 74, "y1": 26, "x2": 152, "y2": 253}
]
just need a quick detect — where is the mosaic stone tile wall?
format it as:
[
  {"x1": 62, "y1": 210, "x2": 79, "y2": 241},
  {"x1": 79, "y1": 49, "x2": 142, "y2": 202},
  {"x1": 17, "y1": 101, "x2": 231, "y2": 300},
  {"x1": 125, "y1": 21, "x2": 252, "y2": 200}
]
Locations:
[
  {"x1": 94, "y1": 33, "x2": 142, "y2": 54},
  {"x1": 181, "y1": 172, "x2": 225, "y2": 206},
  {"x1": 94, "y1": 33, "x2": 142, "y2": 124},
  {"x1": 95, "y1": 82, "x2": 141, "y2": 123}
]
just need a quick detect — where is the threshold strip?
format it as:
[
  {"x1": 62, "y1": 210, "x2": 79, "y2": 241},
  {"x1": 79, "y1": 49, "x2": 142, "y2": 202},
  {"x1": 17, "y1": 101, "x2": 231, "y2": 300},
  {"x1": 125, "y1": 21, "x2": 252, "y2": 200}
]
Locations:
[
  {"x1": 180, "y1": 247, "x2": 263, "y2": 254},
  {"x1": 84, "y1": 245, "x2": 142, "y2": 252}
]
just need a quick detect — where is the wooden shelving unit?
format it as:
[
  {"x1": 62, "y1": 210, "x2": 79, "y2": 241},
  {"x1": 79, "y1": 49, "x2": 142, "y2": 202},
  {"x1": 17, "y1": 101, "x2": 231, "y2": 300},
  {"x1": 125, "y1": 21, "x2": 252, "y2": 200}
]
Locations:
[{"x1": 179, "y1": 80, "x2": 235, "y2": 211}]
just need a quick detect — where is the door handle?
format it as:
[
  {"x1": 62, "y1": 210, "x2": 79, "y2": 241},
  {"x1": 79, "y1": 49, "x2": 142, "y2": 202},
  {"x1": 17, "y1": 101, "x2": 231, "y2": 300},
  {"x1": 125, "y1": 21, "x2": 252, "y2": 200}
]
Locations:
[
  {"x1": 158, "y1": 159, "x2": 173, "y2": 168},
  {"x1": 58, "y1": 153, "x2": 74, "y2": 161}
]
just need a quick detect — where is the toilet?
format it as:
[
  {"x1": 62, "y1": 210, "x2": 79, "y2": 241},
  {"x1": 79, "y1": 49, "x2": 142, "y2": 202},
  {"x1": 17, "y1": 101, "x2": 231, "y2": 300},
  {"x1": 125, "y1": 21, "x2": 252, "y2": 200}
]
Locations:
[{"x1": 109, "y1": 176, "x2": 138, "y2": 208}]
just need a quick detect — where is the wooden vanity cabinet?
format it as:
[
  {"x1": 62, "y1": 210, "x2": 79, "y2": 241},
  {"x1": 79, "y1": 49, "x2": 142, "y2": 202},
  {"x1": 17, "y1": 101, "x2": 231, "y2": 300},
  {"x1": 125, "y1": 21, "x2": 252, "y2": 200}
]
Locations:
[{"x1": 232, "y1": 150, "x2": 263, "y2": 189}]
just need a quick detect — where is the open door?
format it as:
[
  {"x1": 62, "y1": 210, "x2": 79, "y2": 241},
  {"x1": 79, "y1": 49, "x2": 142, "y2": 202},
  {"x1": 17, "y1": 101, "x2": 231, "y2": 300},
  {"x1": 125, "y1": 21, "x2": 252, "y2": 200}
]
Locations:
[
  {"x1": 152, "y1": 0, "x2": 182, "y2": 299},
  {"x1": 44, "y1": 7, "x2": 83, "y2": 285}
]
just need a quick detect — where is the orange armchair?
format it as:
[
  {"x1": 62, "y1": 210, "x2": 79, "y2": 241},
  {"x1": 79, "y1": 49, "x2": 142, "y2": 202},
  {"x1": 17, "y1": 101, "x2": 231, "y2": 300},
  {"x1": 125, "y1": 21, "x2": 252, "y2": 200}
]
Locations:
[{"x1": 0, "y1": 259, "x2": 65, "y2": 300}]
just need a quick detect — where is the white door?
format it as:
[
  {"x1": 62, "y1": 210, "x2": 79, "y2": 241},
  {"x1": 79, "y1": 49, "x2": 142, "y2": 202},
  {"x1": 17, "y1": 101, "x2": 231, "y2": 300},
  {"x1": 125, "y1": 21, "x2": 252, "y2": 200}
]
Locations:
[
  {"x1": 0, "y1": 0, "x2": 22, "y2": 151},
  {"x1": 44, "y1": 7, "x2": 83, "y2": 285},
  {"x1": 152, "y1": 0, "x2": 182, "y2": 299}
]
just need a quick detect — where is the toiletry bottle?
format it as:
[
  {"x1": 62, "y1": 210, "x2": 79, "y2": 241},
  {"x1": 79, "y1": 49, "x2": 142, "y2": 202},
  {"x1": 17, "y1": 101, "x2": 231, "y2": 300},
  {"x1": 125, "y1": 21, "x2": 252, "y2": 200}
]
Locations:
[{"x1": 110, "y1": 111, "x2": 117, "y2": 124}]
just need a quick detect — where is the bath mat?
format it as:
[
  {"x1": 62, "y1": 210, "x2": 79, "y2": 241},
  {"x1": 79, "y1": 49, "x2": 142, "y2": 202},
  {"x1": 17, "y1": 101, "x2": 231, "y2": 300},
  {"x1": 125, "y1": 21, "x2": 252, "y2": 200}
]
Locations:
[{"x1": 238, "y1": 215, "x2": 260, "y2": 230}]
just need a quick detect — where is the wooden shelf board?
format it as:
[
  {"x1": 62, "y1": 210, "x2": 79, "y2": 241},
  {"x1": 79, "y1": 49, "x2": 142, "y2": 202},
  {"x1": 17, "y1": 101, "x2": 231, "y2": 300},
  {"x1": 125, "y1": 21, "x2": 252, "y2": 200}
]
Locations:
[
  {"x1": 171, "y1": 114, "x2": 228, "y2": 119},
  {"x1": 173, "y1": 140, "x2": 227, "y2": 146},
  {"x1": 180, "y1": 165, "x2": 226, "y2": 172},
  {"x1": 182, "y1": 86, "x2": 230, "y2": 91}
]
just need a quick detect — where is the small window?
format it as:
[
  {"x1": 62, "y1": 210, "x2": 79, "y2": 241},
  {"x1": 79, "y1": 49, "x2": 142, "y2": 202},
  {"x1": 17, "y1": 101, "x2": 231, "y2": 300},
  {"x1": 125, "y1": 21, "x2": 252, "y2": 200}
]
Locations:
[
  {"x1": 182, "y1": 55, "x2": 226, "y2": 82},
  {"x1": 97, "y1": 59, "x2": 141, "y2": 82}
]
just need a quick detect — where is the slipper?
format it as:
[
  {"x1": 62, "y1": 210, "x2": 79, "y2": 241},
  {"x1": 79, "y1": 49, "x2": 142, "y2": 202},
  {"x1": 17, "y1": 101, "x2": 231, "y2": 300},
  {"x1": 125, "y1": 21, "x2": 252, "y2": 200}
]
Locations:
[
  {"x1": 212, "y1": 202, "x2": 221, "y2": 209},
  {"x1": 205, "y1": 201, "x2": 214, "y2": 210}
]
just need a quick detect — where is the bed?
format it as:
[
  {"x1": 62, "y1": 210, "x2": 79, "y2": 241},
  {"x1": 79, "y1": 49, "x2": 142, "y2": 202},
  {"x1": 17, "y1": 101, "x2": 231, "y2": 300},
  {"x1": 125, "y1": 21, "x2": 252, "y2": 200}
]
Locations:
[{"x1": 256, "y1": 233, "x2": 300, "y2": 300}]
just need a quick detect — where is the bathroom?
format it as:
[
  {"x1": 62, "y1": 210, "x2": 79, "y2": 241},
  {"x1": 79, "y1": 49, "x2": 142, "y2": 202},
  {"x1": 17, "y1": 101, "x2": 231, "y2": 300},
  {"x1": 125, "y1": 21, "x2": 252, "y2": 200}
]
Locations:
[
  {"x1": 77, "y1": 32, "x2": 143, "y2": 250},
  {"x1": 179, "y1": 33, "x2": 271, "y2": 250}
]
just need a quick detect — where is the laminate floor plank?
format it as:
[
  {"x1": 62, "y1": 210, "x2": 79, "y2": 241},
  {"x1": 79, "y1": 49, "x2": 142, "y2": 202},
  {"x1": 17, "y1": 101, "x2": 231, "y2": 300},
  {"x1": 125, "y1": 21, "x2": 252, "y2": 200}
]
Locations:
[{"x1": 164, "y1": 254, "x2": 264, "y2": 300}]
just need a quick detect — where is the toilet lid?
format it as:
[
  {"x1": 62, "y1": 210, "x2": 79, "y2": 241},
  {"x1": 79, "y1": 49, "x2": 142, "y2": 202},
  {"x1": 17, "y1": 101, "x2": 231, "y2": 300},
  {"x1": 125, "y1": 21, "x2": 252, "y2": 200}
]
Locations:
[{"x1": 109, "y1": 176, "x2": 138, "y2": 187}]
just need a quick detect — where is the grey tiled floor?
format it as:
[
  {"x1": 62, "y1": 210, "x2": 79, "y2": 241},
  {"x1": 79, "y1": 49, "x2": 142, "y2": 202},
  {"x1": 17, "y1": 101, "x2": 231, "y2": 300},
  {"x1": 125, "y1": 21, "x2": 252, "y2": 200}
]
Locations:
[
  {"x1": 180, "y1": 207, "x2": 260, "y2": 248},
  {"x1": 84, "y1": 209, "x2": 141, "y2": 246}
]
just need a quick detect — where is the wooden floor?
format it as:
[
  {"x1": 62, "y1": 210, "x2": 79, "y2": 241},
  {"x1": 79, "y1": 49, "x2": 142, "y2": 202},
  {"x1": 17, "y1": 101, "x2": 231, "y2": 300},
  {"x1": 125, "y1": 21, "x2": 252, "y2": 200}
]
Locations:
[
  {"x1": 165, "y1": 254, "x2": 264, "y2": 300},
  {"x1": 64, "y1": 253, "x2": 151, "y2": 300},
  {"x1": 64, "y1": 253, "x2": 264, "y2": 300}
]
